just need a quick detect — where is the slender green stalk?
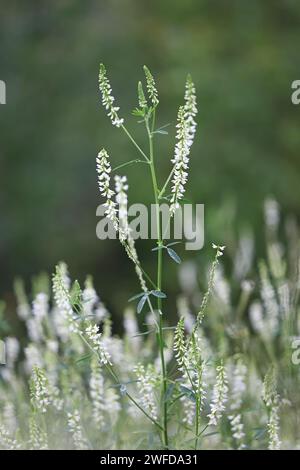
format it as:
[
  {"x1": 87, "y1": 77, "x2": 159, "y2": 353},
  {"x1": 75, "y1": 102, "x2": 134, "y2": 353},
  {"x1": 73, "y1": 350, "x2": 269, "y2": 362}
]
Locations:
[
  {"x1": 112, "y1": 159, "x2": 149, "y2": 172},
  {"x1": 158, "y1": 167, "x2": 175, "y2": 200},
  {"x1": 121, "y1": 125, "x2": 150, "y2": 162},
  {"x1": 146, "y1": 117, "x2": 169, "y2": 448},
  {"x1": 195, "y1": 397, "x2": 200, "y2": 449}
]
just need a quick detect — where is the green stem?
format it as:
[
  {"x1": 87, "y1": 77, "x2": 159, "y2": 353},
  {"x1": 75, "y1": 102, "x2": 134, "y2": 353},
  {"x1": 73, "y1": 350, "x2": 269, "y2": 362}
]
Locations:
[
  {"x1": 158, "y1": 167, "x2": 175, "y2": 200},
  {"x1": 195, "y1": 397, "x2": 199, "y2": 449},
  {"x1": 112, "y1": 159, "x2": 149, "y2": 172},
  {"x1": 121, "y1": 125, "x2": 150, "y2": 162},
  {"x1": 146, "y1": 118, "x2": 169, "y2": 449}
]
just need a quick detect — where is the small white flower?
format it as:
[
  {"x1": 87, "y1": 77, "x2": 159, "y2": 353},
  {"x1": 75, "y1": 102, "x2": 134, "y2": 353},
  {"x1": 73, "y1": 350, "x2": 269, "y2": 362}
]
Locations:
[
  {"x1": 85, "y1": 324, "x2": 111, "y2": 365},
  {"x1": 212, "y1": 243, "x2": 226, "y2": 257}
]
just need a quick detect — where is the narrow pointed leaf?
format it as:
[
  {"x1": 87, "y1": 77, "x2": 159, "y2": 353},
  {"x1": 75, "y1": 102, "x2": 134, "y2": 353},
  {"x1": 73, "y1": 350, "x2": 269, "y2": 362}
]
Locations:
[
  {"x1": 128, "y1": 292, "x2": 146, "y2": 302},
  {"x1": 167, "y1": 247, "x2": 181, "y2": 264},
  {"x1": 151, "y1": 290, "x2": 167, "y2": 299},
  {"x1": 137, "y1": 294, "x2": 148, "y2": 314}
]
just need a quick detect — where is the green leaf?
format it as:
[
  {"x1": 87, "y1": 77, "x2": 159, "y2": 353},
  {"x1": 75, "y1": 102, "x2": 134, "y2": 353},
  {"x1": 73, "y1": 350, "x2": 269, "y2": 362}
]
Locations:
[
  {"x1": 132, "y1": 329, "x2": 155, "y2": 337},
  {"x1": 70, "y1": 280, "x2": 82, "y2": 307},
  {"x1": 137, "y1": 294, "x2": 148, "y2": 314},
  {"x1": 253, "y1": 428, "x2": 267, "y2": 440},
  {"x1": 152, "y1": 129, "x2": 168, "y2": 135},
  {"x1": 151, "y1": 290, "x2": 167, "y2": 299},
  {"x1": 179, "y1": 385, "x2": 196, "y2": 402},
  {"x1": 154, "y1": 123, "x2": 171, "y2": 133},
  {"x1": 128, "y1": 292, "x2": 146, "y2": 302},
  {"x1": 151, "y1": 245, "x2": 164, "y2": 252},
  {"x1": 164, "y1": 383, "x2": 175, "y2": 403},
  {"x1": 167, "y1": 247, "x2": 181, "y2": 264},
  {"x1": 132, "y1": 108, "x2": 145, "y2": 118},
  {"x1": 75, "y1": 353, "x2": 92, "y2": 363}
]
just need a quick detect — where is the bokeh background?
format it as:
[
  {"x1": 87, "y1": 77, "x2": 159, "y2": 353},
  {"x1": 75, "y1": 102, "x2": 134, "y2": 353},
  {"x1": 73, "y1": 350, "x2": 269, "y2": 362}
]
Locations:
[{"x1": 1, "y1": 0, "x2": 300, "y2": 321}]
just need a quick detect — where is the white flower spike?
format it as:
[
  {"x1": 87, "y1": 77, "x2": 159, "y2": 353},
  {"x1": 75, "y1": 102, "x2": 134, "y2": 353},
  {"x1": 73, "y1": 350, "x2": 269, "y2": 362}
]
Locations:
[{"x1": 99, "y1": 63, "x2": 124, "y2": 127}]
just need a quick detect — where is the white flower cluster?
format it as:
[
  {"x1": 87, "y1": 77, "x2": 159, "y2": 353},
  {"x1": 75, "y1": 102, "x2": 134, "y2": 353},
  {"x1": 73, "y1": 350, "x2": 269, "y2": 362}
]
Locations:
[
  {"x1": 89, "y1": 360, "x2": 121, "y2": 428},
  {"x1": 259, "y1": 261, "x2": 279, "y2": 337},
  {"x1": 104, "y1": 388, "x2": 121, "y2": 421},
  {"x1": 82, "y1": 279, "x2": 98, "y2": 317},
  {"x1": 228, "y1": 414, "x2": 245, "y2": 448},
  {"x1": 143, "y1": 65, "x2": 159, "y2": 107},
  {"x1": 90, "y1": 362, "x2": 106, "y2": 427},
  {"x1": 24, "y1": 344, "x2": 43, "y2": 373},
  {"x1": 230, "y1": 361, "x2": 247, "y2": 411},
  {"x1": 99, "y1": 63, "x2": 124, "y2": 127},
  {"x1": 134, "y1": 364, "x2": 158, "y2": 421},
  {"x1": 268, "y1": 401, "x2": 281, "y2": 450},
  {"x1": 262, "y1": 368, "x2": 281, "y2": 450},
  {"x1": 30, "y1": 366, "x2": 50, "y2": 413},
  {"x1": 0, "y1": 425, "x2": 21, "y2": 450},
  {"x1": 5, "y1": 336, "x2": 19, "y2": 368},
  {"x1": 96, "y1": 149, "x2": 119, "y2": 231},
  {"x1": 170, "y1": 76, "x2": 197, "y2": 214},
  {"x1": 32, "y1": 292, "x2": 48, "y2": 320},
  {"x1": 228, "y1": 360, "x2": 247, "y2": 449},
  {"x1": 52, "y1": 263, "x2": 79, "y2": 333},
  {"x1": 174, "y1": 323, "x2": 207, "y2": 426},
  {"x1": 28, "y1": 293, "x2": 48, "y2": 342},
  {"x1": 29, "y1": 417, "x2": 48, "y2": 450},
  {"x1": 96, "y1": 152, "x2": 147, "y2": 292},
  {"x1": 174, "y1": 317, "x2": 187, "y2": 369},
  {"x1": 208, "y1": 363, "x2": 228, "y2": 426},
  {"x1": 67, "y1": 410, "x2": 89, "y2": 450},
  {"x1": 85, "y1": 324, "x2": 111, "y2": 365},
  {"x1": 3, "y1": 402, "x2": 17, "y2": 434},
  {"x1": 115, "y1": 174, "x2": 129, "y2": 241},
  {"x1": 177, "y1": 295, "x2": 194, "y2": 333},
  {"x1": 114, "y1": 175, "x2": 147, "y2": 291}
]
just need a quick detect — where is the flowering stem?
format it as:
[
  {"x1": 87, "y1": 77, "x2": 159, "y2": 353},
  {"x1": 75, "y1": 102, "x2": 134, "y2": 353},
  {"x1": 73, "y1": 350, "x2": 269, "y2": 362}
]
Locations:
[{"x1": 146, "y1": 118, "x2": 169, "y2": 449}]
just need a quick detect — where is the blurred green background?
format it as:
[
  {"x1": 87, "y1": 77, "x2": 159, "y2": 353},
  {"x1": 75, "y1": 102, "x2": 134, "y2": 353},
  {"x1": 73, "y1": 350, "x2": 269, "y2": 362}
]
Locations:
[{"x1": 1, "y1": 0, "x2": 300, "y2": 316}]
